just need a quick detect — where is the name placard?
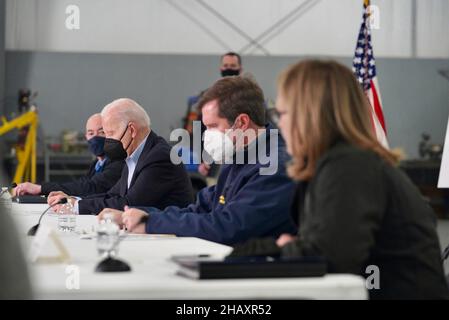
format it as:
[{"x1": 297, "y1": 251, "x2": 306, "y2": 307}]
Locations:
[{"x1": 29, "y1": 225, "x2": 71, "y2": 264}]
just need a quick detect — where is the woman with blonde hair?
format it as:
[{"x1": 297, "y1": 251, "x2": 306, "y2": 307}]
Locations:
[{"x1": 231, "y1": 60, "x2": 448, "y2": 299}]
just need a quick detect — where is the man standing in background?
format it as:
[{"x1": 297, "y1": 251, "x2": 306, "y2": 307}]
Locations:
[{"x1": 184, "y1": 52, "x2": 243, "y2": 177}]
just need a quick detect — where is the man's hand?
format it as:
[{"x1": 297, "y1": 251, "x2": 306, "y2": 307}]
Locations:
[
  {"x1": 14, "y1": 182, "x2": 42, "y2": 196},
  {"x1": 98, "y1": 208, "x2": 125, "y2": 228},
  {"x1": 122, "y1": 206, "x2": 148, "y2": 234},
  {"x1": 276, "y1": 234, "x2": 297, "y2": 247},
  {"x1": 47, "y1": 191, "x2": 76, "y2": 212},
  {"x1": 47, "y1": 191, "x2": 70, "y2": 206},
  {"x1": 198, "y1": 163, "x2": 210, "y2": 176}
]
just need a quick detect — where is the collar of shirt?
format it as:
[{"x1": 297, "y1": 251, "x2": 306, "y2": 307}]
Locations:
[
  {"x1": 95, "y1": 157, "x2": 107, "y2": 172},
  {"x1": 125, "y1": 134, "x2": 149, "y2": 188}
]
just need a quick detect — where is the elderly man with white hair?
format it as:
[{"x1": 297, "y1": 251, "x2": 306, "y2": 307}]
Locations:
[{"x1": 49, "y1": 98, "x2": 193, "y2": 214}]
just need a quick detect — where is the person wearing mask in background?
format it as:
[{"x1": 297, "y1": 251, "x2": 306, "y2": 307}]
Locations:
[
  {"x1": 183, "y1": 52, "x2": 243, "y2": 177},
  {"x1": 198, "y1": 52, "x2": 244, "y2": 177},
  {"x1": 98, "y1": 76, "x2": 297, "y2": 246},
  {"x1": 231, "y1": 60, "x2": 449, "y2": 300},
  {"x1": 14, "y1": 113, "x2": 124, "y2": 197},
  {"x1": 48, "y1": 98, "x2": 193, "y2": 214},
  {"x1": 219, "y1": 51, "x2": 243, "y2": 77}
]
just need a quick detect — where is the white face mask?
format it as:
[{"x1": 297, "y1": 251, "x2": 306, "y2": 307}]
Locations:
[{"x1": 203, "y1": 129, "x2": 235, "y2": 163}]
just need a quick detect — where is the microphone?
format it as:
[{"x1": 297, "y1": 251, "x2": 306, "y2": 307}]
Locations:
[{"x1": 27, "y1": 198, "x2": 68, "y2": 236}]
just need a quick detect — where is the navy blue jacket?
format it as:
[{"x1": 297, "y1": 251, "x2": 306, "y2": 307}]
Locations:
[{"x1": 141, "y1": 125, "x2": 297, "y2": 245}]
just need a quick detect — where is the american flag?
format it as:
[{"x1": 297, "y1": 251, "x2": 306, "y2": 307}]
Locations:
[{"x1": 353, "y1": 0, "x2": 389, "y2": 148}]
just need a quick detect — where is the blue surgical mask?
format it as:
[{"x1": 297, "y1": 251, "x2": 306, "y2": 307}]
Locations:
[{"x1": 87, "y1": 136, "x2": 106, "y2": 157}]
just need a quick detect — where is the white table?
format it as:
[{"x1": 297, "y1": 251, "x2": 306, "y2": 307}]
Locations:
[{"x1": 10, "y1": 203, "x2": 368, "y2": 300}]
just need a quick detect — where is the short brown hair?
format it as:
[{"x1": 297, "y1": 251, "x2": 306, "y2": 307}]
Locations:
[
  {"x1": 278, "y1": 59, "x2": 398, "y2": 181},
  {"x1": 198, "y1": 76, "x2": 266, "y2": 126},
  {"x1": 221, "y1": 52, "x2": 242, "y2": 66}
]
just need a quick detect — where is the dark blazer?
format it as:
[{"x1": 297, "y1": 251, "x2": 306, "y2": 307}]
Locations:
[
  {"x1": 232, "y1": 141, "x2": 449, "y2": 299},
  {"x1": 40, "y1": 158, "x2": 124, "y2": 196},
  {"x1": 78, "y1": 130, "x2": 194, "y2": 214}
]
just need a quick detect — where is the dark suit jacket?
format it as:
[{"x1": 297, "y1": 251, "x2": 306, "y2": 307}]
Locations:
[
  {"x1": 40, "y1": 158, "x2": 124, "y2": 196},
  {"x1": 78, "y1": 130, "x2": 194, "y2": 214},
  {"x1": 232, "y1": 141, "x2": 449, "y2": 299}
]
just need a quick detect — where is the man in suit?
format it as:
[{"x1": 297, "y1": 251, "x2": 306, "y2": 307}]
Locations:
[
  {"x1": 49, "y1": 98, "x2": 194, "y2": 214},
  {"x1": 14, "y1": 113, "x2": 124, "y2": 197}
]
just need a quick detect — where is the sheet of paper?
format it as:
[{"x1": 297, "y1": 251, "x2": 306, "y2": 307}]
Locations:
[{"x1": 438, "y1": 115, "x2": 449, "y2": 188}]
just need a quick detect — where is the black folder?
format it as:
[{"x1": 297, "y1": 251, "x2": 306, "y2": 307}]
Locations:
[
  {"x1": 172, "y1": 255, "x2": 327, "y2": 280},
  {"x1": 12, "y1": 195, "x2": 48, "y2": 204}
]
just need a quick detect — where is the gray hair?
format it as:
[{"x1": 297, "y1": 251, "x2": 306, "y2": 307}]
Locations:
[{"x1": 101, "y1": 98, "x2": 151, "y2": 129}]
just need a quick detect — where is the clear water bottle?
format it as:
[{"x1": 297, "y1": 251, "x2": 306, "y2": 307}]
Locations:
[
  {"x1": 57, "y1": 201, "x2": 77, "y2": 232},
  {"x1": 96, "y1": 212, "x2": 120, "y2": 257},
  {"x1": 0, "y1": 187, "x2": 12, "y2": 211}
]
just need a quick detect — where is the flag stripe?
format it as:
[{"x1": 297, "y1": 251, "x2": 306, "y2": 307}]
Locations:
[{"x1": 370, "y1": 79, "x2": 386, "y2": 133}]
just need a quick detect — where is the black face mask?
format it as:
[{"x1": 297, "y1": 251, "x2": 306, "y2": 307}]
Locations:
[
  {"x1": 103, "y1": 124, "x2": 133, "y2": 161},
  {"x1": 221, "y1": 68, "x2": 241, "y2": 77}
]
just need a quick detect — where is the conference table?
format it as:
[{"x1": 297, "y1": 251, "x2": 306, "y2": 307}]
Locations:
[{"x1": 10, "y1": 203, "x2": 368, "y2": 300}]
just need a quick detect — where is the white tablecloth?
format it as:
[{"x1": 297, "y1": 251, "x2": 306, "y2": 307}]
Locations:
[{"x1": 10, "y1": 203, "x2": 368, "y2": 300}]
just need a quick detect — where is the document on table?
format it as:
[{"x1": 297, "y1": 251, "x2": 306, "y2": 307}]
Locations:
[
  {"x1": 78, "y1": 231, "x2": 177, "y2": 240},
  {"x1": 439, "y1": 115, "x2": 449, "y2": 187},
  {"x1": 121, "y1": 233, "x2": 177, "y2": 240}
]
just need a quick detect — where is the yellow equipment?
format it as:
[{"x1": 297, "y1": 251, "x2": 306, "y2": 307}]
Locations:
[{"x1": 0, "y1": 107, "x2": 39, "y2": 183}]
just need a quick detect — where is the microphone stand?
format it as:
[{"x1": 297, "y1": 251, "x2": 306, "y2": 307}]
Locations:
[
  {"x1": 27, "y1": 198, "x2": 68, "y2": 236},
  {"x1": 95, "y1": 232, "x2": 131, "y2": 272}
]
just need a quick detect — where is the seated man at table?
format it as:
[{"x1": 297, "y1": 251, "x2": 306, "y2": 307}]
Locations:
[
  {"x1": 98, "y1": 76, "x2": 297, "y2": 245},
  {"x1": 49, "y1": 98, "x2": 194, "y2": 214},
  {"x1": 14, "y1": 113, "x2": 124, "y2": 197}
]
